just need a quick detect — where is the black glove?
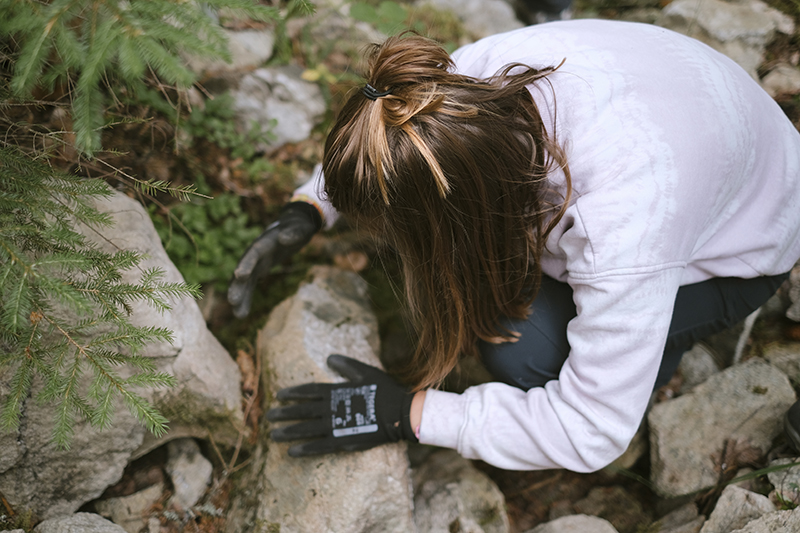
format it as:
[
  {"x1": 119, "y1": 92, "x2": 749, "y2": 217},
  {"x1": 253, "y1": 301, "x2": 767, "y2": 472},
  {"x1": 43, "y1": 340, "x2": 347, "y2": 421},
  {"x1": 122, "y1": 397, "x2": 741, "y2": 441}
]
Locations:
[
  {"x1": 266, "y1": 354, "x2": 418, "y2": 457},
  {"x1": 227, "y1": 201, "x2": 322, "y2": 318}
]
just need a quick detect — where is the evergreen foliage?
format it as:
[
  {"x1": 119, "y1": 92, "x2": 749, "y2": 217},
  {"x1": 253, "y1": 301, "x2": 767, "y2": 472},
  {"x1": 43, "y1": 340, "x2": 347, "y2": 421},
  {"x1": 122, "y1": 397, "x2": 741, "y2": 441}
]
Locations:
[
  {"x1": 0, "y1": 0, "x2": 316, "y2": 448},
  {"x1": 0, "y1": 145, "x2": 201, "y2": 448},
  {"x1": 1, "y1": 0, "x2": 313, "y2": 156}
]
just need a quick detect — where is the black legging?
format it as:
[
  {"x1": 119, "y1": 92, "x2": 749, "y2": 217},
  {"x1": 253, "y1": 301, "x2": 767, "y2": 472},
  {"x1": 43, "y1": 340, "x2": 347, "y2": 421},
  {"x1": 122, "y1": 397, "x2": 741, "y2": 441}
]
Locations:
[{"x1": 479, "y1": 272, "x2": 789, "y2": 391}]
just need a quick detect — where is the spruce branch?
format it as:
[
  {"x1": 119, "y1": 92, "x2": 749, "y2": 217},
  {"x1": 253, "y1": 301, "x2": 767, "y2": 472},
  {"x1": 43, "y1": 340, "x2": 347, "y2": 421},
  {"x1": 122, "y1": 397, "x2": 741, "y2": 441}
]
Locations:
[
  {"x1": 3, "y1": 0, "x2": 288, "y2": 155},
  {"x1": 0, "y1": 147, "x2": 199, "y2": 447}
]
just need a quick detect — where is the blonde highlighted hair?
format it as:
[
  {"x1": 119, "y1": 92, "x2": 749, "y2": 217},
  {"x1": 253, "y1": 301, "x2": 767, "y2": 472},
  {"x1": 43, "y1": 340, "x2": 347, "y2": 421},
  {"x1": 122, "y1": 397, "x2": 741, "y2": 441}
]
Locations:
[{"x1": 323, "y1": 33, "x2": 571, "y2": 390}]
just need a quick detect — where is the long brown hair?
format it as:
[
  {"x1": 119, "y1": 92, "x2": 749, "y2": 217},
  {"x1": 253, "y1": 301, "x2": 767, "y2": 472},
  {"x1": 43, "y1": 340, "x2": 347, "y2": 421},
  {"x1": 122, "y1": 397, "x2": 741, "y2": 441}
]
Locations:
[{"x1": 323, "y1": 33, "x2": 571, "y2": 390}]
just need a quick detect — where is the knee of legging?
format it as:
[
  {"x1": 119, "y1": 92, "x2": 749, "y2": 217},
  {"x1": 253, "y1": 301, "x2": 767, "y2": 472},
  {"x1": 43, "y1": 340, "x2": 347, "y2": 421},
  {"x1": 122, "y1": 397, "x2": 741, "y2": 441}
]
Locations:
[
  {"x1": 479, "y1": 342, "x2": 560, "y2": 391},
  {"x1": 480, "y1": 343, "x2": 528, "y2": 389}
]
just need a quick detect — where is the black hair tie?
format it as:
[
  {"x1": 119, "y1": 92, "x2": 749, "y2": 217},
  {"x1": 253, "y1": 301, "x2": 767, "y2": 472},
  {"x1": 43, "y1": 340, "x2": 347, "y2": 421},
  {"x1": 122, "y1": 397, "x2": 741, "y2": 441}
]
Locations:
[{"x1": 362, "y1": 83, "x2": 391, "y2": 101}]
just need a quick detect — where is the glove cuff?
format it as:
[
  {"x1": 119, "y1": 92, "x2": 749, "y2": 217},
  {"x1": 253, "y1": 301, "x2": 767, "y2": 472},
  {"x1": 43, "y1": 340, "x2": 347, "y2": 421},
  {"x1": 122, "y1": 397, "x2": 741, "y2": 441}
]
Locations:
[
  {"x1": 401, "y1": 391, "x2": 419, "y2": 443},
  {"x1": 281, "y1": 201, "x2": 323, "y2": 233}
]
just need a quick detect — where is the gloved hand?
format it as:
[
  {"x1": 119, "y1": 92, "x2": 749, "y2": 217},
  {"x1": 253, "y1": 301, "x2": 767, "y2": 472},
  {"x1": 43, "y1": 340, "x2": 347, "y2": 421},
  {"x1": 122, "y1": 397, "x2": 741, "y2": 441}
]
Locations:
[
  {"x1": 266, "y1": 354, "x2": 418, "y2": 457},
  {"x1": 227, "y1": 201, "x2": 322, "y2": 318}
]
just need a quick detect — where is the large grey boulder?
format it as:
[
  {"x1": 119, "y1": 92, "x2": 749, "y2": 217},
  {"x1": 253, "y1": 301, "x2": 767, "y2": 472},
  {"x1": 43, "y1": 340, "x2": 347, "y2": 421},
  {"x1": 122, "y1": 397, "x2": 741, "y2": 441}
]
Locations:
[
  {"x1": 225, "y1": 266, "x2": 415, "y2": 533},
  {"x1": 85, "y1": 192, "x2": 244, "y2": 453},
  {"x1": 699, "y1": 486, "x2": 775, "y2": 533},
  {"x1": 658, "y1": 0, "x2": 795, "y2": 79},
  {"x1": 413, "y1": 449, "x2": 509, "y2": 533},
  {"x1": 230, "y1": 66, "x2": 326, "y2": 153},
  {"x1": 649, "y1": 359, "x2": 795, "y2": 497},
  {"x1": 0, "y1": 192, "x2": 243, "y2": 519}
]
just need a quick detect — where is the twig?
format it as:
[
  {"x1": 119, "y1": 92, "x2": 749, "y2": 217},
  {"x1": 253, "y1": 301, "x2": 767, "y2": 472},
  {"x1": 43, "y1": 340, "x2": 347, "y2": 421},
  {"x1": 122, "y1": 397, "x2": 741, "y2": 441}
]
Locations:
[
  {"x1": 0, "y1": 490, "x2": 15, "y2": 518},
  {"x1": 505, "y1": 472, "x2": 563, "y2": 498},
  {"x1": 227, "y1": 340, "x2": 262, "y2": 471}
]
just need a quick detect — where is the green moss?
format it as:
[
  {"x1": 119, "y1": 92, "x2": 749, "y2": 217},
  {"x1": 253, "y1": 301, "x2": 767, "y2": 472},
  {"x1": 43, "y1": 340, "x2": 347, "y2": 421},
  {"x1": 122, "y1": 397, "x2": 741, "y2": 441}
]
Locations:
[
  {"x1": 255, "y1": 519, "x2": 282, "y2": 532},
  {"x1": 0, "y1": 508, "x2": 35, "y2": 532},
  {"x1": 153, "y1": 388, "x2": 242, "y2": 444}
]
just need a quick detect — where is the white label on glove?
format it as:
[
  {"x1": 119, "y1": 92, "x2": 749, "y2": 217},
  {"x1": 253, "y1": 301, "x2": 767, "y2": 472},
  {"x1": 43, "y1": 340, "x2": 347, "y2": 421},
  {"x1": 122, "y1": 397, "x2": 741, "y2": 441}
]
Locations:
[{"x1": 331, "y1": 384, "x2": 378, "y2": 437}]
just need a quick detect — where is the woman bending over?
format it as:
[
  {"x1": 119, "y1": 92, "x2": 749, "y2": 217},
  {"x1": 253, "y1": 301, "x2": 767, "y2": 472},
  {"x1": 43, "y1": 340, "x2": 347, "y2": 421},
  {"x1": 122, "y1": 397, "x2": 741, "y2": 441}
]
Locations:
[{"x1": 229, "y1": 20, "x2": 800, "y2": 472}]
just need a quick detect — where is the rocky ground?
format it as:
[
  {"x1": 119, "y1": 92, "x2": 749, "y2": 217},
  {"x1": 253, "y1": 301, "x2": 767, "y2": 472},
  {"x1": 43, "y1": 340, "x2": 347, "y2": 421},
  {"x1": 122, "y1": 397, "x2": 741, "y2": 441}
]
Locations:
[{"x1": 2, "y1": 0, "x2": 800, "y2": 532}]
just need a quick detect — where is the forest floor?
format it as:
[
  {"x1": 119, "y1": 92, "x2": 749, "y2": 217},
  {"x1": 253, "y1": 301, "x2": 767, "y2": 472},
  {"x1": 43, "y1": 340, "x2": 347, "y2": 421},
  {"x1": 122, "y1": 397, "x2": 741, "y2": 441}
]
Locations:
[{"x1": 46, "y1": 1, "x2": 800, "y2": 531}]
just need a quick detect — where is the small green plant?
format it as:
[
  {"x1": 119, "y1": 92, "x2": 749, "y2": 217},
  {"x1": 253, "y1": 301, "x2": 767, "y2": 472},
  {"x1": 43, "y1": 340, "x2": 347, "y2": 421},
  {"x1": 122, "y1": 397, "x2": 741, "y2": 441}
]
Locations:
[
  {"x1": 151, "y1": 181, "x2": 262, "y2": 290},
  {"x1": 349, "y1": 1, "x2": 466, "y2": 53},
  {"x1": 350, "y1": 1, "x2": 411, "y2": 36},
  {"x1": 0, "y1": 146, "x2": 201, "y2": 447},
  {"x1": 775, "y1": 481, "x2": 800, "y2": 510},
  {"x1": 0, "y1": 507, "x2": 34, "y2": 532},
  {"x1": 184, "y1": 92, "x2": 276, "y2": 179}
]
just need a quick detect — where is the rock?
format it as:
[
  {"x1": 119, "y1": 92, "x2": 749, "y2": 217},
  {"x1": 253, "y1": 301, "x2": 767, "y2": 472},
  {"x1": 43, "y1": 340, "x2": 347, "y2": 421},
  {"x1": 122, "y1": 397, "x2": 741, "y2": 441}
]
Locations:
[
  {"x1": 729, "y1": 508, "x2": 800, "y2": 532},
  {"x1": 732, "y1": 467, "x2": 774, "y2": 495},
  {"x1": 698, "y1": 309, "x2": 761, "y2": 369},
  {"x1": 763, "y1": 343, "x2": 800, "y2": 383},
  {"x1": 618, "y1": 8, "x2": 664, "y2": 25},
  {"x1": 230, "y1": 65, "x2": 326, "y2": 152},
  {"x1": 0, "y1": 399, "x2": 144, "y2": 520},
  {"x1": 761, "y1": 64, "x2": 800, "y2": 98},
  {"x1": 225, "y1": 266, "x2": 415, "y2": 533},
  {"x1": 288, "y1": 2, "x2": 385, "y2": 63},
  {"x1": 662, "y1": 518, "x2": 706, "y2": 533},
  {"x1": 658, "y1": 0, "x2": 795, "y2": 79},
  {"x1": 657, "y1": 503, "x2": 705, "y2": 533},
  {"x1": 34, "y1": 513, "x2": 127, "y2": 533},
  {"x1": 147, "y1": 517, "x2": 161, "y2": 533},
  {"x1": 678, "y1": 344, "x2": 721, "y2": 393},
  {"x1": 787, "y1": 264, "x2": 800, "y2": 323},
  {"x1": 766, "y1": 458, "x2": 800, "y2": 506},
  {"x1": 185, "y1": 29, "x2": 275, "y2": 77},
  {"x1": 610, "y1": 421, "x2": 648, "y2": 469},
  {"x1": 165, "y1": 438, "x2": 212, "y2": 510},
  {"x1": 421, "y1": 0, "x2": 523, "y2": 39},
  {"x1": 524, "y1": 514, "x2": 619, "y2": 533},
  {"x1": 699, "y1": 486, "x2": 775, "y2": 533},
  {"x1": 649, "y1": 360, "x2": 796, "y2": 497},
  {"x1": 84, "y1": 192, "x2": 244, "y2": 455},
  {"x1": 412, "y1": 449, "x2": 509, "y2": 533},
  {"x1": 572, "y1": 486, "x2": 651, "y2": 532},
  {"x1": 0, "y1": 191, "x2": 243, "y2": 519},
  {"x1": 94, "y1": 483, "x2": 164, "y2": 533}
]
